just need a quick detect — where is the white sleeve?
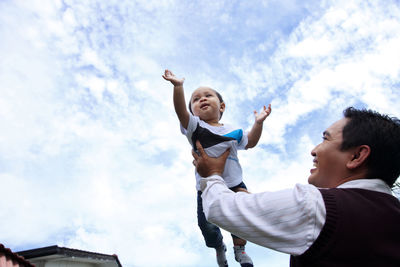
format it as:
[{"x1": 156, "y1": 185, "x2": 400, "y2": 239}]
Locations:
[
  {"x1": 180, "y1": 114, "x2": 200, "y2": 139},
  {"x1": 200, "y1": 175, "x2": 326, "y2": 255},
  {"x1": 237, "y1": 131, "x2": 248, "y2": 150}
]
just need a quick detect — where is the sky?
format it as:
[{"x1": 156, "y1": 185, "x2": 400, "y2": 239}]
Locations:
[{"x1": 0, "y1": 0, "x2": 399, "y2": 266}]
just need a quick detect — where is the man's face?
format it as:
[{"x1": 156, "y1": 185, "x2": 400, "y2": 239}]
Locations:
[{"x1": 308, "y1": 118, "x2": 354, "y2": 188}]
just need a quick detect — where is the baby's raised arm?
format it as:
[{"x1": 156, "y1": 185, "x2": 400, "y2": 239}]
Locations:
[
  {"x1": 162, "y1": 69, "x2": 190, "y2": 129},
  {"x1": 246, "y1": 104, "x2": 272, "y2": 149}
]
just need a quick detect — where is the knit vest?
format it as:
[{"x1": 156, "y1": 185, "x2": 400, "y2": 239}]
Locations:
[{"x1": 290, "y1": 188, "x2": 400, "y2": 267}]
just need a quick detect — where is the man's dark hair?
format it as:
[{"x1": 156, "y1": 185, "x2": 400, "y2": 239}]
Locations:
[
  {"x1": 188, "y1": 89, "x2": 224, "y2": 119},
  {"x1": 341, "y1": 107, "x2": 400, "y2": 187}
]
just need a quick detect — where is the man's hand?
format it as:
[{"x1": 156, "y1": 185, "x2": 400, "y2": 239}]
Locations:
[
  {"x1": 254, "y1": 104, "x2": 272, "y2": 124},
  {"x1": 162, "y1": 69, "x2": 185, "y2": 86},
  {"x1": 192, "y1": 140, "x2": 230, "y2": 177}
]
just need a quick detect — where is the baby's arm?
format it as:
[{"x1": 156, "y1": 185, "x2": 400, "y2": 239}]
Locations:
[
  {"x1": 162, "y1": 69, "x2": 190, "y2": 129},
  {"x1": 246, "y1": 104, "x2": 272, "y2": 149}
]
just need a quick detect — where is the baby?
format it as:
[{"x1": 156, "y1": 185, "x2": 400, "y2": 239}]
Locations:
[{"x1": 163, "y1": 69, "x2": 271, "y2": 267}]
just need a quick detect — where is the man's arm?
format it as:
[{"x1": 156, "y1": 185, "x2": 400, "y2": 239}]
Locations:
[
  {"x1": 192, "y1": 140, "x2": 326, "y2": 255},
  {"x1": 162, "y1": 69, "x2": 190, "y2": 129},
  {"x1": 246, "y1": 104, "x2": 271, "y2": 149},
  {"x1": 200, "y1": 177, "x2": 325, "y2": 255}
]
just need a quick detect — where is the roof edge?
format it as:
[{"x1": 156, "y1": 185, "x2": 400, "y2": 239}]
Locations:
[
  {"x1": 0, "y1": 244, "x2": 35, "y2": 267},
  {"x1": 16, "y1": 245, "x2": 122, "y2": 267}
]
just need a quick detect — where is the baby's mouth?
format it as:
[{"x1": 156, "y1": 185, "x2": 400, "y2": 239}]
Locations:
[{"x1": 200, "y1": 103, "x2": 209, "y2": 109}]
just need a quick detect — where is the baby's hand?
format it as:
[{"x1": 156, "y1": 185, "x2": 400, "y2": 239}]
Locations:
[
  {"x1": 162, "y1": 69, "x2": 185, "y2": 86},
  {"x1": 254, "y1": 104, "x2": 272, "y2": 124}
]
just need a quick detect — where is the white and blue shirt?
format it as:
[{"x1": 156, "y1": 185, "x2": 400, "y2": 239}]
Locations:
[{"x1": 181, "y1": 114, "x2": 248, "y2": 190}]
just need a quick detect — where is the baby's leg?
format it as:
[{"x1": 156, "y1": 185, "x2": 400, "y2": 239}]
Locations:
[
  {"x1": 197, "y1": 191, "x2": 228, "y2": 267},
  {"x1": 232, "y1": 236, "x2": 246, "y2": 246},
  {"x1": 229, "y1": 182, "x2": 253, "y2": 266},
  {"x1": 231, "y1": 235, "x2": 253, "y2": 266},
  {"x1": 197, "y1": 191, "x2": 224, "y2": 248}
]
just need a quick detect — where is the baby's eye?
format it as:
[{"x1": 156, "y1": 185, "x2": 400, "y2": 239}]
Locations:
[
  {"x1": 322, "y1": 136, "x2": 328, "y2": 140},
  {"x1": 206, "y1": 94, "x2": 212, "y2": 97},
  {"x1": 193, "y1": 97, "x2": 199, "y2": 102}
]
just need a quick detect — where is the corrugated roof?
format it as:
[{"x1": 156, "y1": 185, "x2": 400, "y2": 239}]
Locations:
[{"x1": 0, "y1": 244, "x2": 35, "y2": 267}]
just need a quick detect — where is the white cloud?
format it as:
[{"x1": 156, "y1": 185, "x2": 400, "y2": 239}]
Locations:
[
  {"x1": 231, "y1": 0, "x2": 400, "y2": 149},
  {"x1": 1, "y1": 0, "x2": 399, "y2": 266}
]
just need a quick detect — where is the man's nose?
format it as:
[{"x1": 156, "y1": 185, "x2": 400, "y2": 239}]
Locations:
[{"x1": 311, "y1": 144, "x2": 319, "y2": 156}]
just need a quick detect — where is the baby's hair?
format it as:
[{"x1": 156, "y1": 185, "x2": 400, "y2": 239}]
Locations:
[{"x1": 188, "y1": 89, "x2": 224, "y2": 119}]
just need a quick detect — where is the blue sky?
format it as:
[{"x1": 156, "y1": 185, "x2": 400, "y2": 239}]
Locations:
[{"x1": 1, "y1": 0, "x2": 399, "y2": 266}]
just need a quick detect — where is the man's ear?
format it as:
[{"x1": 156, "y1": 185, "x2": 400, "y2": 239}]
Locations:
[
  {"x1": 220, "y1": 102, "x2": 226, "y2": 112},
  {"x1": 346, "y1": 145, "x2": 371, "y2": 169}
]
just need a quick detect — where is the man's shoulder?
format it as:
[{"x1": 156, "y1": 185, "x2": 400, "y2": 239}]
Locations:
[{"x1": 319, "y1": 187, "x2": 400, "y2": 207}]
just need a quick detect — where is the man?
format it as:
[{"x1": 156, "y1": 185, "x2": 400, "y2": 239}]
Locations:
[{"x1": 192, "y1": 107, "x2": 400, "y2": 267}]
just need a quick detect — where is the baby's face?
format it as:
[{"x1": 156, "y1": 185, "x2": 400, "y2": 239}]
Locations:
[{"x1": 190, "y1": 87, "x2": 224, "y2": 122}]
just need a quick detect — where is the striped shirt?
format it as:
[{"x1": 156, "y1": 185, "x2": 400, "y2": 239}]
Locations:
[{"x1": 200, "y1": 176, "x2": 393, "y2": 255}]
